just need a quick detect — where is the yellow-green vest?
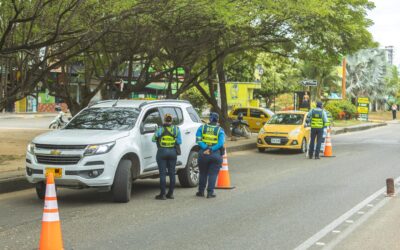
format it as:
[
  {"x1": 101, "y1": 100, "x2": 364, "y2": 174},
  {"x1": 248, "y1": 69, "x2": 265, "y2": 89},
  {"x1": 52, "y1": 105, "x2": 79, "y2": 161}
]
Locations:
[
  {"x1": 311, "y1": 109, "x2": 324, "y2": 129},
  {"x1": 201, "y1": 124, "x2": 221, "y2": 145},
  {"x1": 160, "y1": 126, "x2": 177, "y2": 148}
]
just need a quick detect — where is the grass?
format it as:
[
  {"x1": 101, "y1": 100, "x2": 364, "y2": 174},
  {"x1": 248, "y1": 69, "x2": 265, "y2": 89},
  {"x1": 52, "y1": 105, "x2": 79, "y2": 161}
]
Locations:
[
  {"x1": 0, "y1": 155, "x2": 21, "y2": 165},
  {"x1": 368, "y1": 111, "x2": 394, "y2": 121},
  {"x1": 333, "y1": 120, "x2": 369, "y2": 127}
]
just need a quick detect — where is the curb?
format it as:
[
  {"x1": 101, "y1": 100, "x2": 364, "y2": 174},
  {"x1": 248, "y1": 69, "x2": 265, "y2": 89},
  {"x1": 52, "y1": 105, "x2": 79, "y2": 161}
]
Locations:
[
  {"x1": 332, "y1": 123, "x2": 387, "y2": 135},
  {"x1": 227, "y1": 142, "x2": 256, "y2": 153}
]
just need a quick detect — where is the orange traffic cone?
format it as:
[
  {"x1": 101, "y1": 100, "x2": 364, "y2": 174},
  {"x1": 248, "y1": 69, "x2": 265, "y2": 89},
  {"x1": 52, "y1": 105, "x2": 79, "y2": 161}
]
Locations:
[
  {"x1": 216, "y1": 148, "x2": 235, "y2": 189},
  {"x1": 39, "y1": 172, "x2": 64, "y2": 250},
  {"x1": 323, "y1": 128, "x2": 333, "y2": 157}
]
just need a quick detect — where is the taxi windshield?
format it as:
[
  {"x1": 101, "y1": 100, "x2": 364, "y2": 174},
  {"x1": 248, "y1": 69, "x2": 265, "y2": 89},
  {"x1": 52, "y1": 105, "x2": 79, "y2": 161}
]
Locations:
[{"x1": 267, "y1": 114, "x2": 304, "y2": 125}]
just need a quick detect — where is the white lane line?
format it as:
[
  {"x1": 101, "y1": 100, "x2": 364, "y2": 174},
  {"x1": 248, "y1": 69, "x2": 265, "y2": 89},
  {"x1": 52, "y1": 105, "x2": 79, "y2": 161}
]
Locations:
[
  {"x1": 332, "y1": 230, "x2": 341, "y2": 234},
  {"x1": 294, "y1": 175, "x2": 400, "y2": 250},
  {"x1": 315, "y1": 242, "x2": 325, "y2": 246},
  {"x1": 367, "y1": 204, "x2": 374, "y2": 207},
  {"x1": 345, "y1": 220, "x2": 354, "y2": 224},
  {"x1": 357, "y1": 211, "x2": 365, "y2": 215},
  {"x1": 325, "y1": 196, "x2": 391, "y2": 250}
]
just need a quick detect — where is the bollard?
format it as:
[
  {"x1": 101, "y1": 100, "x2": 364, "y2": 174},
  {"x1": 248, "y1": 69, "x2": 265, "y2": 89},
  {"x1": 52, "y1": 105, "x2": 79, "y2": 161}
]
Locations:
[{"x1": 386, "y1": 178, "x2": 395, "y2": 197}]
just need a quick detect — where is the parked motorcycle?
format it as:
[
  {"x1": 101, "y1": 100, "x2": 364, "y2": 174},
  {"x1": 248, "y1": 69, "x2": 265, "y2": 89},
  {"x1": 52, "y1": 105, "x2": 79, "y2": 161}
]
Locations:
[
  {"x1": 49, "y1": 106, "x2": 69, "y2": 129},
  {"x1": 231, "y1": 113, "x2": 251, "y2": 138}
]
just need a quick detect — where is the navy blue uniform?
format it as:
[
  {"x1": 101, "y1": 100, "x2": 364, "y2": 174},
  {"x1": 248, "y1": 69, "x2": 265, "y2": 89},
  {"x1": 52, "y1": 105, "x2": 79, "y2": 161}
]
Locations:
[{"x1": 196, "y1": 123, "x2": 225, "y2": 195}]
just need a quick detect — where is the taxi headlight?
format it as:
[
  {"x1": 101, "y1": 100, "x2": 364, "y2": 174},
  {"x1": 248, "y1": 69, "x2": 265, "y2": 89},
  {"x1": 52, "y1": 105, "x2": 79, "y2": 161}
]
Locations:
[
  {"x1": 84, "y1": 142, "x2": 115, "y2": 156},
  {"x1": 289, "y1": 128, "x2": 301, "y2": 137},
  {"x1": 27, "y1": 142, "x2": 35, "y2": 154},
  {"x1": 258, "y1": 127, "x2": 265, "y2": 135}
]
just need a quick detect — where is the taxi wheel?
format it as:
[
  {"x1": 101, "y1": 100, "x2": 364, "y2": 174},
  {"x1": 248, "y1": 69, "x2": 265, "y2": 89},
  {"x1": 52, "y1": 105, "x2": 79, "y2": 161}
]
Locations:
[
  {"x1": 258, "y1": 147, "x2": 265, "y2": 153},
  {"x1": 300, "y1": 138, "x2": 307, "y2": 153}
]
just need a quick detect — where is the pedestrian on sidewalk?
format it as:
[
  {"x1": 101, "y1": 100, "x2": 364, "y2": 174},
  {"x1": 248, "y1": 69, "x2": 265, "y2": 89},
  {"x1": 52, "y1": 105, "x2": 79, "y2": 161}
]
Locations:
[
  {"x1": 391, "y1": 103, "x2": 397, "y2": 120},
  {"x1": 195, "y1": 112, "x2": 225, "y2": 198},
  {"x1": 306, "y1": 101, "x2": 328, "y2": 159},
  {"x1": 152, "y1": 113, "x2": 182, "y2": 200}
]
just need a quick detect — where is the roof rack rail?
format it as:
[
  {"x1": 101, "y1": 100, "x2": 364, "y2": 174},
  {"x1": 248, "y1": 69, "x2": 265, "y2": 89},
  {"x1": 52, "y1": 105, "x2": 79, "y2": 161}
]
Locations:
[
  {"x1": 88, "y1": 100, "x2": 115, "y2": 108},
  {"x1": 138, "y1": 99, "x2": 190, "y2": 109}
]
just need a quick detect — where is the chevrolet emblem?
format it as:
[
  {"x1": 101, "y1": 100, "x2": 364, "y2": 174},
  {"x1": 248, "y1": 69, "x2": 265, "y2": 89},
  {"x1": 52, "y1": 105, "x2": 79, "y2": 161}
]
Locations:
[{"x1": 50, "y1": 150, "x2": 61, "y2": 155}]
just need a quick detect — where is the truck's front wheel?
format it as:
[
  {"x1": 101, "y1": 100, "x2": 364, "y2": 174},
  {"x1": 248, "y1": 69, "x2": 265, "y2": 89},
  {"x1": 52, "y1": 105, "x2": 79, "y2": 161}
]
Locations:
[
  {"x1": 178, "y1": 150, "x2": 199, "y2": 187},
  {"x1": 112, "y1": 159, "x2": 132, "y2": 203},
  {"x1": 35, "y1": 181, "x2": 46, "y2": 200}
]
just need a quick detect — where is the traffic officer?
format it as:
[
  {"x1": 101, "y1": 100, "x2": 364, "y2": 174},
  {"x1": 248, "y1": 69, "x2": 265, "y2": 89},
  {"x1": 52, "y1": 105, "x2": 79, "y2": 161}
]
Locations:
[
  {"x1": 152, "y1": 113, "x2": 182, "y2": 200},
  {"x1": 195, "y1": 112, "x2": 225, "y2": 198},
  {"x1": 306, "y1": 101, "x2": 328, "y2": 159}
]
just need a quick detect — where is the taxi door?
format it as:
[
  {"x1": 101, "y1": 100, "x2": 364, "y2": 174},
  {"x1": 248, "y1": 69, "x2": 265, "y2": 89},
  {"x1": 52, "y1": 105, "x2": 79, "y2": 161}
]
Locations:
[{"x1": 248, "y1": 109, "x2": 266, "y2": 132}]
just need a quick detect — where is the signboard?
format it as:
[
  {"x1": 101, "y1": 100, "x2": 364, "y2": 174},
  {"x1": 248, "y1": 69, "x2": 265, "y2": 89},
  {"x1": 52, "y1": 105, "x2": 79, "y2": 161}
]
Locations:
[
  {"x1": 301, "y1": 80, "x2": 318, "y2": 87},
  {"x1": 357, "y1": 97, "x2": 369, "y2": 121},
  {"x1": 295, "y1": 91, "x2": 310, "y2": 111}
]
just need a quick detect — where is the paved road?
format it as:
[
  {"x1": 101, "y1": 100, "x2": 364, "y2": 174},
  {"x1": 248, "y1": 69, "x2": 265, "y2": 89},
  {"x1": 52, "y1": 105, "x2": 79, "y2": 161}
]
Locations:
[{"x1": 0, "y1": 124, "x2": 399, "y2": 249}]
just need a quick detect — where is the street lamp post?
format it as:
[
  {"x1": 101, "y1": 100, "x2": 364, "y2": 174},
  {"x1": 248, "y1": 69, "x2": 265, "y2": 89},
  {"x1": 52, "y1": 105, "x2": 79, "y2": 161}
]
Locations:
[{"x1": 273, "y1": 73, "x2": 276, "y2": 113}]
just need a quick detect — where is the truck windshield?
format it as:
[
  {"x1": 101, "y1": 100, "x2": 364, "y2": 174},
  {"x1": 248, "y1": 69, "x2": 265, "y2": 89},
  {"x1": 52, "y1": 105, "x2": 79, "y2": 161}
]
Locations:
[
  {"x1": 65, "y1": 108, "x2": 140, "y2": 130},
  {"x1": 267, "y1": 114, "x2": 304, "y2": 125}
]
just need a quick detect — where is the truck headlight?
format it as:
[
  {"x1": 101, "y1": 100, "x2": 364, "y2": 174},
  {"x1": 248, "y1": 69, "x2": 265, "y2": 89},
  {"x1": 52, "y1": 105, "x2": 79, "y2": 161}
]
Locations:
[
  {"x1": 27, "y1": 143, "x2": 35, "y2": 154},
  {"x1": 84, "y1": 142, "x2": 115, "y2": 156}
]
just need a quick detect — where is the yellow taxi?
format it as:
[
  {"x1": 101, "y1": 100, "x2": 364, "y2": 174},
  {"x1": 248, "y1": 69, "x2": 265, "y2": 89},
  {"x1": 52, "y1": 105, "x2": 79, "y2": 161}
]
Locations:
[
  {"x1": 229, "y1": 107, "x2": 274, "y2": 133},
  {"x1": 257, "y1": 111, "x2": 310, "y2": 153}
]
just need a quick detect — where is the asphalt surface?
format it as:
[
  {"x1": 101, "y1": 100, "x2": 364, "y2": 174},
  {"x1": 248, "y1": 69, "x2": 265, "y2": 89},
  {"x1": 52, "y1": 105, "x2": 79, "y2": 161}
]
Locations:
[{"x1": 0, "y1": 124, "x2": 399, "y2": 249}]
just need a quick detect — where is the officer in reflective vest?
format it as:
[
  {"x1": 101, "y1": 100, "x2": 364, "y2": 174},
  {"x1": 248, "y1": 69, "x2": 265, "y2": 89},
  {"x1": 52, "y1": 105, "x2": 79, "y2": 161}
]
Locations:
[
  {"x1": 306, "y1": 101, "x2": 328, "y2": 159},
  {"x1": 195, "y1": 112, "x2": 225, "y2": 198},
  {"x1": 152, "y1": 113, "x2": 182, "y2": 200}
]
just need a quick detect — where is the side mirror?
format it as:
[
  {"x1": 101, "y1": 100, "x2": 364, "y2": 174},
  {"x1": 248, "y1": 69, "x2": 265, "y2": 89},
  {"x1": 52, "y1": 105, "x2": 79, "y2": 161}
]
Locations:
[{"x1": 143, "y1": 123, "x2": 158, "y2": 133}]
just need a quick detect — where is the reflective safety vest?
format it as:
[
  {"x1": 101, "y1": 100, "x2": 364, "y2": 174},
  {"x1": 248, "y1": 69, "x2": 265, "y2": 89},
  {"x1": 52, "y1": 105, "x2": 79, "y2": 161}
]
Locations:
[
  {"x1": 325, "y1": 111, "x2": 332, "y2": 127},
  {"x1": 201, "y1": 124, "x2": 221, "y2": 145},
  {"x1": 159, "y1": 126, "x2": 177, "y2": 148},
  {"x1": 311, "y1": 109, "x2": 324, "y2": 129}
]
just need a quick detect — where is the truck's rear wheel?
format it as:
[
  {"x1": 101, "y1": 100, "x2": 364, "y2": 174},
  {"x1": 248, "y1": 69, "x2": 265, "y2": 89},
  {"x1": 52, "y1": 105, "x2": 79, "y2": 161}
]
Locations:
[
  {"x1": 178, "y1": 150, "x2": 199, "y2": 187},
  {"x1": 112, "y1": 159, "x2": 132, "y2": 203}
]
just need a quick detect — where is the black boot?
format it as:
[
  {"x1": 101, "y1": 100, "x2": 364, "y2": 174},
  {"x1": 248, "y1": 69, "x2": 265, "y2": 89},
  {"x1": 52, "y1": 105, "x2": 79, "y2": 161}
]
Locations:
[
  {"x1": 166, "y1": 192, "x2": 174, "y2": 199},
  {"x1": 196, "y1": 191, "x2": 205, "y2": 197},
  {"x1": 207, "y1": 192, "x2": 216, "y2": 198},
  {"x1": 155, "y1": 194, "x2": 166, "y2": 200}
]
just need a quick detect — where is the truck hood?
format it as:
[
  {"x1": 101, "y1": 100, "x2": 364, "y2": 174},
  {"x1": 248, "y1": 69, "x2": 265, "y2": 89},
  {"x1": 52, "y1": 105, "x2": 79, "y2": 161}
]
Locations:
[{"x1": 32, "y1": 129, "x2": 130, "y2": 145}]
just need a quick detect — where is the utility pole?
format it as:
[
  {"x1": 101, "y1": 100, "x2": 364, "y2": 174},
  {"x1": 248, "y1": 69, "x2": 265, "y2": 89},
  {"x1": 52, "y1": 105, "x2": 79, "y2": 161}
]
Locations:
[{"x1": 342, "y1": 57, "x2": 346, "y2": 100}]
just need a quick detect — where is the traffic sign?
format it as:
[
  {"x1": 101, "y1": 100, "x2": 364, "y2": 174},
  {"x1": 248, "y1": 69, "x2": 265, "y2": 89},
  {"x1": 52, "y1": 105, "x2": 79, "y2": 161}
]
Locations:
[{"x1": 301, "y1": 80, "x2": 317, "y2": 87}]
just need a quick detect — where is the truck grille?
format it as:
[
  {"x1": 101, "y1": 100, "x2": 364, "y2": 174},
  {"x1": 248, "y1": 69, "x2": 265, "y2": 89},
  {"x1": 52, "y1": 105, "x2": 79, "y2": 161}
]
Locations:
[
  {"x1": 36, "y1": 154, "x2": 81, "y2": 165},
  {"x1": 35, "y1": 144, "x2": 87, "y2": 150}
]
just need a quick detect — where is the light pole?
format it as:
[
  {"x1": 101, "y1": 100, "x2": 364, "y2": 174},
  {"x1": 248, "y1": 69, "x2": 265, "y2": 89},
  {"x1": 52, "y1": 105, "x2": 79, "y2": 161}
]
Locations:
[{"x1": 273, "y1": 73, "x2": 276, "y2": 113}]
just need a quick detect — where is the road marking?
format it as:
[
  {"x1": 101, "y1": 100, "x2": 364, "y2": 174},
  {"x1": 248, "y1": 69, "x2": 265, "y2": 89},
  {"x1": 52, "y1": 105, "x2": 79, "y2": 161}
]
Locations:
[
  {"x1": 332, "y1": 230, "x2": 340, "y2": 234},
  {"x1": 315, "y1": 242, "x2": 325, "y2": 246},
  {"x1": 367, "y1": 204, "x2": 374, "y2": 207},
  {"x1": 295, "y1": 175, "x2": 400, "y2": 250},
  {"x1": 345, "y1": 220, "x2": 353, "y2": 224},
  {"x1": 357, "y1": 211, "x2": 365, "y2": 215}
]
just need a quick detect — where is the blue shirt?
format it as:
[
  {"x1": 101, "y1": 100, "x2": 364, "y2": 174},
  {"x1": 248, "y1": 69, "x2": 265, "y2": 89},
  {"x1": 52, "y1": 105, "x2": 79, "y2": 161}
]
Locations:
[
  {"x1": 196, "y1": 124, "x2": 225, "y2": 152},
  {"x1": 152, "y1": 125, "x2": 182, "y2": 145}
]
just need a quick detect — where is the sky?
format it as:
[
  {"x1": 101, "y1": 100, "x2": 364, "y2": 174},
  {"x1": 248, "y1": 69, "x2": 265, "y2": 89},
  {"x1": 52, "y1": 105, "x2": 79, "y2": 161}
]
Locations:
[{"x1": 368, "y1": 0, "x2": 400, "y2": 66}]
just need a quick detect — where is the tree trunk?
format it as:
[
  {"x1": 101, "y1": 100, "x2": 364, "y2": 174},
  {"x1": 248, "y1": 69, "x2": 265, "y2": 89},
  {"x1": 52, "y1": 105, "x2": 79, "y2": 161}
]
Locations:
[{"x1": 216, "y1": 53, "x2": 231, "y2": 136}]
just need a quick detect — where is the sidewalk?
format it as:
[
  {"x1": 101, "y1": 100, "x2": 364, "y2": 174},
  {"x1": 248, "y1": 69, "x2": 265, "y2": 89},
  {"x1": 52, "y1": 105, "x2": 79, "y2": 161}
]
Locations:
[
  {"x1": 0, "y1": 112, "x2": 58, "y2": 119},
  {"x1": 335, "y1": 196, "x2": 400, "y2": 249}
]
